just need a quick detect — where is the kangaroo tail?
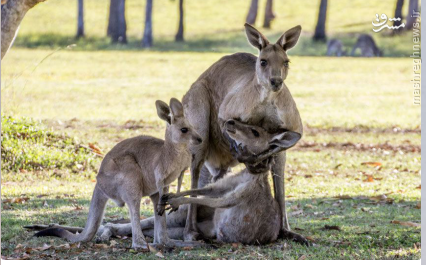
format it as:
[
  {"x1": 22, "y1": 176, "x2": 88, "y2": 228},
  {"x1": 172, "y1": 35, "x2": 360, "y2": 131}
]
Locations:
[{"x1": 34, "y1": 185, "x2": 108, "y2": 242}]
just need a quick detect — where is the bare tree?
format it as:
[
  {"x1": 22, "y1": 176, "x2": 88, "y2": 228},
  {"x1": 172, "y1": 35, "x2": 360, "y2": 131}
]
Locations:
[
  {"x1": 245, "y1": 0, "x2": 258, "y2": 25},
  {"x1": 107, "y1": 0, "x2": 127, "y2": 43},
  {"x1": 392, "y1": 0, "x2": 404, "y2": 34},
  {"x1": 313, "y1": 0, "x2": 327, "y2": 41},
  {"x1": 405, "y1": 0, "x2": 419, "y2": 30},
  {"x1": 1, "y1": 0, "x2": 46, "y2": 59},
  {"x1": 142, "y1": 0, "x2": 153, "y2": 47},
  {"x1": 175, "y1": 0, "x2": 184, "y2": 42},
  {"x1": 76, "y1": 0, "x2": 84, "y2": 38},
  {"x1": 263, "y1": 0, "x2": 275, "y2": 28}
]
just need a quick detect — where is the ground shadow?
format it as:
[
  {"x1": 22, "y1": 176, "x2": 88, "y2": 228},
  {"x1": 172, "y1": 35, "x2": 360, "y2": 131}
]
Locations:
[
  {"x1": 13, "y1": 31, "x2": 415, "y2": 57},
  {"x1": 1, "y1": 195, "x2": 420, "y2": 259}
]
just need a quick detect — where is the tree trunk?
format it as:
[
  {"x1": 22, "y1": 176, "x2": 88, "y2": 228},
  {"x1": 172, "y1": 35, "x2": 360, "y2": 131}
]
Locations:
[
  {"x1": 142, "y1": 0, "x2": 153, "y2": 48},
  {"x1": 405, "y1": 0, "x2": 419, "y2": 30},
  {"x1": 263, "y1": 0, "x2": 275, "y2": 28},
  {"x1": 313, "y1": 0, "x2": 327, "y2": 42},
  {"x1": 245, "y1": 0, "x2": 258, "y2": 25},
  {"x1": 175, "y1": 0, "x2": 184, "y2": 42},
  {"x1": 392, "y1": 0, "x2": 404, "y2": 34},
  {"x1": 107, "y1": 0, "x2": 127, "y2": 44},
  {"x1": 76, "y1": 0, "x2": 84, "y2": 38},
  {"x1": 1, "y1": 0, "x2": 46, "y2": 59}
]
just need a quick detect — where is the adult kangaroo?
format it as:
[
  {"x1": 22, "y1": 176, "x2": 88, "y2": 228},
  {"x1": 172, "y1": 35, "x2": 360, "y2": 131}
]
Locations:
[{"x1": 181, "y1": 23, "x2": 306, "y2": 245}]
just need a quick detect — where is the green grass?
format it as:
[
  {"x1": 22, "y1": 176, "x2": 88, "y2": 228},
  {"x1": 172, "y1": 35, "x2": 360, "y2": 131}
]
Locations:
[
  {"x1": 0, "y1": 117, "x2": 421, "y2": 260},
  {"x1": 0, "y1": 0, "x2": 421, "y2": 260},
  {"x1": 12, "y1": 0, "x2": 418, "y2": 56},
  {"x1": 1, "y1": 49, "x2": 421, "y2": 129},
  {"x1": 1, "y1": 130, "x2": 421, "y2": 259},
  {"x1": 1, "y1": 116, "x2": 98, "y2": 173}
]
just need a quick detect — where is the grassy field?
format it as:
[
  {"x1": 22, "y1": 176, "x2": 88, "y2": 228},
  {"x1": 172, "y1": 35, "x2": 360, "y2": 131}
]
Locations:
[
  {"x1": 13, "y1": 0, "x2": 417, "y2": 56},
  {"x1": 0, "y1": 0, "x2": 421, "y2": 260}
]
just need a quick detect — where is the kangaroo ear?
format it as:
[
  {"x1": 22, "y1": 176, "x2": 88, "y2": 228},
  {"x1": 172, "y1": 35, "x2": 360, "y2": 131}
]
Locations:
[
  {"x1": 244, "y1": 23, "x2": 269, "y2": 50},
  {"x1": 276, "y1": 25, "x2": 302, "y2": 51},
  {"x1": 155, "y1": 100, "x2": 171, "y2": 124},
  {"x1": 169, "y1": 98, "x2": 184, "y2": 119},
  {"x1": 269, "y1": 131, "x2": 301, "y2": 150}
]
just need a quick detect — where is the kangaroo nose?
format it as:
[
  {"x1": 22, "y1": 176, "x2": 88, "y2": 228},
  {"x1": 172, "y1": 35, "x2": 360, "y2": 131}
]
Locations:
[
  {"x1": 196, "y1": 137, "x2": 202, "y2": 144},
  {"x1": 270, "y1": 78, "x2": 283, "y2": 88}
]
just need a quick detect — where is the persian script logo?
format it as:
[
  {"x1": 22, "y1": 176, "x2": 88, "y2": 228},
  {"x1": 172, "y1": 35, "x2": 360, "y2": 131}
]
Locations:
[{"x1": 372, "y1": 13, "x2": 405, "y2": 32}]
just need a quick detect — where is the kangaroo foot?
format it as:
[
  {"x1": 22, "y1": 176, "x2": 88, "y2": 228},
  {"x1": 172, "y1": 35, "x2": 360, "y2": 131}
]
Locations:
[
  {"x1": 98, "y1": 224, "x2": 113, "y2": 242},
  {"x1": 131, "y1": 241, "x2": 150, "y2": 251},
  {"x1": 162, "y1": 238, "x2": 205, "y2": 248},
  {"x1": 280, "y1": 228, "x2": 312, "y2": 246},
  {"x1": 183, "y1": 230, "x2": 199, "y2": 242}
]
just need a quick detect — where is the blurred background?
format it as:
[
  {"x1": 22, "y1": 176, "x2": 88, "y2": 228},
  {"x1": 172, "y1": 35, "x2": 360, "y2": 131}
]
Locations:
[
  {"x1": 1, "y1": 0, "x2": 421, "y2": 260},
  {"x1": 8, "y1": 0, "x2": 419, "y2": 55}
]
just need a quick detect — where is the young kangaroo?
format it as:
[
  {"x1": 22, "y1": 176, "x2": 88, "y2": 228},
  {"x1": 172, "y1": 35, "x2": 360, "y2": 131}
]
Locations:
[
  {"x1": 351, "y1": 34, "x2": 382, "y2": 57},
  {"x1": 326, "y1": 39, "x2": 346, "y2": 57},
  {"x1": 158, "y1": 119, "x2": 301, "y2": 244},
  {"x1": 35, "y1": 98, "x2": 202, "y2": 249},
  {"x1": 29, "y1": 120, "x2": 301, "y2": 245}
]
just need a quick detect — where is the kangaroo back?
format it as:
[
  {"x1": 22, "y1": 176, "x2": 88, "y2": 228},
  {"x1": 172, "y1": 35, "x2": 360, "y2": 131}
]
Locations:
[
  {"x1": 327, "y1": 39, "x2": 345, "y2": 57},
  {"x1": 351, "y1": 34, "x2": 381, "y2": 57}
]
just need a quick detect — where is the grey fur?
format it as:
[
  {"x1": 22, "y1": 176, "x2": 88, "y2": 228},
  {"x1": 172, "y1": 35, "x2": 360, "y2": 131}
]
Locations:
[
  {"x1": 351, "y1": 34, "x2": 382, "y2": 57},
  {"x1": 159, "y1": 120, "x2": 301, "y2": 244},
  {"x1": 31, "y1": 120, "x2": 296, "y2": 245},
  {"x1": 327, "y1": 39, "x2": 346, "y2": 57},
  {"x1": 35, "y1": 98, "x2": 202, "y2": 249},
  {"x1": 180, "y1": 23, "x2": 304, "y2": 243}
]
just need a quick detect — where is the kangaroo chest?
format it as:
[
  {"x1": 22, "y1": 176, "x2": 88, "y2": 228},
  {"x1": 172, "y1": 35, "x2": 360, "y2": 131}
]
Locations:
[
  {"x1": 244, "y1": 100, "x2": 283, "y2": 132},
  {"x1": 219, "y1": 87, "x2": 285, "y2": 132},
  {"x1": 207, "y1": 94, "x2": 284, "y2": 172},
  {"x1": 163, "y1": 154, "x2": 190, "y2": 186}
]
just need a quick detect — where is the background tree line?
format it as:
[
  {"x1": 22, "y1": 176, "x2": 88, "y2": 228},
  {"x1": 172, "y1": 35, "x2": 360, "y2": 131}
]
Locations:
[{"x1": 73, "y1": 0, "x2": 418, "y2": 47}]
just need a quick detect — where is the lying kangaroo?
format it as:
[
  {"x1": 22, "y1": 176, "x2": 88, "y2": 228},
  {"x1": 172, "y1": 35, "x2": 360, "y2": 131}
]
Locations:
[
  {"x1": 351, "y1": 34, "x2": 382, "y2": 57},
  {"x1": 35, "y1": 98, "x2": 202, "y2": 249},
  {"x1": 31, "y1": 120, "x2": 300, "y2": 245},
  {"x1": 326, "y1": 39, "x2": 346, "y2": 57},
  {"x1": 180, "y1": 23, "x2": 306, "y2": 244},
  {"x1": 159, "y1": 119, "x2": 301, "y2": 244}
]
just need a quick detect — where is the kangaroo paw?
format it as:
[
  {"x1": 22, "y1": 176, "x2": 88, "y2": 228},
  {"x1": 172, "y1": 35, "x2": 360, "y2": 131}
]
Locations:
[{"x1": 160, "y1": 193, "x2": 176, "y2": 204}]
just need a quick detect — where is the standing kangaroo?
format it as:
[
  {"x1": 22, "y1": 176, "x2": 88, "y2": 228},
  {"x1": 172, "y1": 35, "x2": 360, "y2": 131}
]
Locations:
[
  {"x1": 35, "y1": 98, "x2": 203, "y2": 249},
  {"x1": 351, "y1": 34, "x2": 382, "y2": 57},
  {"x1": 179, "y1": 23, "x2": 306, "y2": 244}
]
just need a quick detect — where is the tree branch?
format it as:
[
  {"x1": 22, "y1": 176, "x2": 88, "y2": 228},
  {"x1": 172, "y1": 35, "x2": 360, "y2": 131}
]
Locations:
[{"x1": 1, "y1": 0, "x2": 46, "y2": 59}]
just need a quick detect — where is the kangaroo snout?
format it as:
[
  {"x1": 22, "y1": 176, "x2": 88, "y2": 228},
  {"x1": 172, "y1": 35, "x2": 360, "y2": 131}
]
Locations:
[
  {"x1": 191, "y1": 133, "x2": 203, "y2": 145},
  {"x1": 225, "y1": 120, "x2": 237, "y2": 134},
  {"x1": 270, "y1": 77, "x2": 283, "y2": 91}
]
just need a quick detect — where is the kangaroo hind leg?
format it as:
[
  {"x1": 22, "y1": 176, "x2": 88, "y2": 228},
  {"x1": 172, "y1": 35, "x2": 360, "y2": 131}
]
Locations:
[{"x1": 119, "y1": 163, "x2": 148, "y2": 250}]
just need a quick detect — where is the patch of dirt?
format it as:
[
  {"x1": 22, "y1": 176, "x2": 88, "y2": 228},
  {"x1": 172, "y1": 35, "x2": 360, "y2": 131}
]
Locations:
[
  {"x1": 295, "y1": 141, "x2": 420, "y2": 153},
  {"x1": 305, "y1": 124, "x2": 420, "y2": 135}
]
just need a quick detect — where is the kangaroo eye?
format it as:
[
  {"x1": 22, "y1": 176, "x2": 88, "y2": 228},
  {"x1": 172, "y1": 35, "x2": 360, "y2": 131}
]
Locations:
[
  {"x1": 181, "y1": 128, "x2": 188, "y2": 133},
  {"x1": 251, "y1": 129, "x2": 260, "y2": 137},
  {"x1": 283, "y1": 61, "x2": 289, "y2": 67},
  {"x1": 260, "y1": 60, "x2": 267, "y2": 67}
]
